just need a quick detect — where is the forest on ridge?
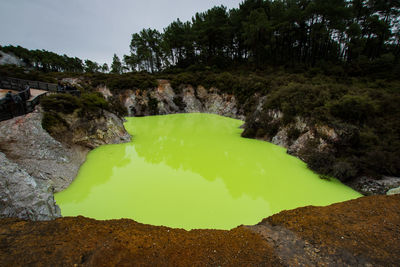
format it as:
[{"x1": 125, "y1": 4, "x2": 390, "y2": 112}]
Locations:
[{"x1": 1, "y1": 0, "x2": 399, "y2": 77}]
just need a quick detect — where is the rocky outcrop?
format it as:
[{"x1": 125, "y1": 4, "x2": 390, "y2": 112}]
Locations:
[
  {"x1": 50, "y1": 109, "x2": 131, "y2": 150},
  {"x1": 97, "y1": 80, "x2": 243, "y2": 119},
  {"x1": 0, "y1": 195, "x2": 398, "y2": 266},
  {"x1": 60, "y1": 77, "x2": 82, "y2": 88},
  {"x1": 243, "y1": 104, "x2": 336, "y2": 158},
  {"x1": 0, "y1": 152, "x2": 60, "y2": 221},
  {"x1": 348, "y1": 176, "x2": 400, "y2": 195},
  {"x1": 387, "y1": 186, "x2": 400, "y2": 195},
  {"x1": 0, "y1": 106, "x2": 130, "y2": 220},
  {"x1": 0, "y1": 109, "x2": 85, "y2": 192}
]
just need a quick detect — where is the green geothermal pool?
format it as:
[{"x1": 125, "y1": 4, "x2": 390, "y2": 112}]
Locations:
[{"x1": 55, "y1": 113, "x2": 361, "y2": 230}]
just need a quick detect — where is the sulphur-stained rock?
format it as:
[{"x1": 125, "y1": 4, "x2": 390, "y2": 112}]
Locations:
[
  {"x1": 120, "y1": 89, "x2": 142, "y2": 116},
  {"x1": 152, "y1": 80, "x2": 179, "y2": 114},
  {"x1": 316, "y1": 124, "x2": 339, "y2": 142},
  {"x1": 202, "y1": 88, "x2": 239, "y2": 118},
  {"x1": 196, "y1": 85, "x2": 208, "y2": 99},
  {"x1": 0, "y1": 152, "x2": 61, "y2": 220},
  {"x1": 114, "y1": 80, "x2": 242, "y2": 119},
  {"x1": 182, "y1": 85, "x2": 204, "y2": 113},
  {"x1": 96, "y1": 85, "x2": 113, "y2": 100}
]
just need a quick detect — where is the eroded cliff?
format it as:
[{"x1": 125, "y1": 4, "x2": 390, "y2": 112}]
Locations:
[{"x1": 96, "y1": 79, "x2": 243, "y2": 119}]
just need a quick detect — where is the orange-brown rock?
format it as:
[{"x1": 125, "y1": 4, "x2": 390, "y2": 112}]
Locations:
[
  {"x1": 0, "y1": 217, "x2": 280, "y2": 266},
  {"x1": 1, "y1": 195, "x2": 399, "y2": 266}
]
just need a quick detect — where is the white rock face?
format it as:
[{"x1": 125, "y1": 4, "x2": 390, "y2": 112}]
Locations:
[
  {"x1": 271, "y1": 129, "x2": 289, "y2": 147},
  {"x1": 183, "y1": 85, "x2": 203, "y2": 113},
  {"x1": 106, "y1": 80, "x2": 242, "y2": 119},
  {"x1": 387, "y1": 187, "x2": 400, "y2": 195},
  {"x1": 0, "y1": 152, "x2": 61, "y2": 220}
]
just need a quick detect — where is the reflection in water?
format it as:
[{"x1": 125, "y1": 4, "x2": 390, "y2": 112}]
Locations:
[{"x1": 55, "y1": 113, "x2": 361, "y2": 230}]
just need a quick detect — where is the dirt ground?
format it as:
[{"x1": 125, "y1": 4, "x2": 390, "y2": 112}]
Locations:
[{"x1": 1, "y1": 194, "x2": 399, "y2": 266}]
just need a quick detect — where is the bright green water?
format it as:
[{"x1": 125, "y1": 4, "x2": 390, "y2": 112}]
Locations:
[{"x1": 55, "y1": 113, "x2": 361, "y2": 230}]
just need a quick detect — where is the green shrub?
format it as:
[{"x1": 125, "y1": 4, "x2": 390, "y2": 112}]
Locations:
[
  {"x1": 241, "y1": 114, "x2": 260, "y2": 138},
  {"x1": 265, "y1": 83, "x2": 331, "y2": 119},
  {"x1": 241, "y1": 126, "x2": 257, "y2": 138},
  {"x1": 170, "y1": 72, "x2": 198, "y2": 89},
  {"x1": 306, "y1": 150, "x2": 336, "y2": 179},
  {"x1": 255, "y1": 128, "x2": 266, "y2": 138},
  {"x1": 89, "y1": 72, "x2": 157, "y2": 91},
  {"x1": 0, "y1": 65, "x2": 57, "y2": 83},
  {"x1": 42, "y1": 112, "x2": 68, "y2": 134},
  {"x1": 332, "y1": 161, "x2": 358, "y2": 182},
  {"x1": 41, "y1": 92, "x2": 110, "y2": 116},
  {"x1": 329, "y1": 95, "x2": 376, "y2": 124},
  {"x1": 80, "y1": 92, "x2": 109, "y2": 113},
  {"x1": 359, "y1": 150, "x2": 400, "y2": 177},
  {"x1": 108, "y1": 96, "x2": 128, "y2": 117},
  {"x1": 41, "y1": 94, "x2": 81, "y2": 114}
]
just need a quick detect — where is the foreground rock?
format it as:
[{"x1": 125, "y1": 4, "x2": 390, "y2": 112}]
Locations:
[
  {"x1": 0, "y1": 107, "x2": 130, "y2": 220},
  {"x1": 0, "y1": 109, "x2": 85, "y2": 193},
  {"x1": 0, "y1": 108, "x2": 130, "y2": 192},
  {"x1": 249, "y1": 194, "x2": 400, "y2": 266},
  {"x1": 1, "y1": 195, "x2": 399, "y2": 266},
  {"x1": 0, "y1": 152, "x2": 60, "y2": 221}
]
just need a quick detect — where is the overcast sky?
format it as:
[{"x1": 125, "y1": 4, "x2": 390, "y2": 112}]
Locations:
[{"x1": 0, "y1": 0, "x2": 242, "y2": 65}]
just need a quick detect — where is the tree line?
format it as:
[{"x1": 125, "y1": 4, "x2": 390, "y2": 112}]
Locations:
[
  {"x1": 0, "y1": 45, "x2": 125, "y2": 74},
  {"x1": 1, "y1": 0, "x2": 399, "y2": 76},
  {"x1": 125, "y1": 0, "x2": 399, "y2": 74}
]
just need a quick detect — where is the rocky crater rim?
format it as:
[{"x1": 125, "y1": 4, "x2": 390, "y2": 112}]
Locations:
[{"x1": 1, "y1": 77, "x2": 399, "y2": 223}]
